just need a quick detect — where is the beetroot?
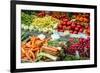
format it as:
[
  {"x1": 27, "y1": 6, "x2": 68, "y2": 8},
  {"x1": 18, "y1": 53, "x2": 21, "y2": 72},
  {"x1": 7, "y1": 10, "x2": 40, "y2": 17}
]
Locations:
[{"x1": 66, "y1": 37, "x2": 90, "y2": 57}]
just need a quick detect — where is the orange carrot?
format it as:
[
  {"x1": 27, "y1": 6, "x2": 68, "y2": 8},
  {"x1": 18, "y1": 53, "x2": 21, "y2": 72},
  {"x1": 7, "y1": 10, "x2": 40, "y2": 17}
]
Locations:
[
  {"x1": 29, "y1": 50, "x2": 35, "y2": 61},
  {"x1": 31, "y1": 47, "x2": 40, "y2": 51}
]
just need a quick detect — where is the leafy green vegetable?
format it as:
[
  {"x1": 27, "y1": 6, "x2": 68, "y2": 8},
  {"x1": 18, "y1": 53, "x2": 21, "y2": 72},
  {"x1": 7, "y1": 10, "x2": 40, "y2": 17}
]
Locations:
[{"x1": 21, "y1": 12, "x2": 34, "y2": 26}]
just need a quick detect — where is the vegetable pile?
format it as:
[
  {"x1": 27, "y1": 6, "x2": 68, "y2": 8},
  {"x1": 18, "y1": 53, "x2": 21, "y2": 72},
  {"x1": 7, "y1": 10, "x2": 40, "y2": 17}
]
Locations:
[
  {"x1": 66, "y1": 37, "x2": 90, "y2": 57},
  {"x1": 32, "y1": 16, "x2": 59, "y2": 33},
  {"x1": 21, "y1": 10, "x2": 90, "y2": 63}
]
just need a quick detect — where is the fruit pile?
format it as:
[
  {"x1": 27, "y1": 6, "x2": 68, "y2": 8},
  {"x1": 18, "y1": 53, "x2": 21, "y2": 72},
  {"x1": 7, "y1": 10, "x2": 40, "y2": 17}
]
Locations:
[{"x1": 57, "y1": 18, "x2": 90, "y2": 35}]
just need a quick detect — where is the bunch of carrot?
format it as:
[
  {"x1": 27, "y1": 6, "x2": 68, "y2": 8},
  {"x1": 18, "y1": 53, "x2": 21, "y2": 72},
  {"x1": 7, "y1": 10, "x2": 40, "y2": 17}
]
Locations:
[{"x1": 21, "y1": 36, "x2": 49, "y2": 62}]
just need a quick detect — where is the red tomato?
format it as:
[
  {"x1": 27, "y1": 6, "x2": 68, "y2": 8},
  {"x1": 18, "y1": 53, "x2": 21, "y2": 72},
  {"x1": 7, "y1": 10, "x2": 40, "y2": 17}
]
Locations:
[
  {"x1": 67, "y1": 21, "x2": 72, "y2": 25},
  {"x1": 77, "y1": 25, "x2": 81, "y2": 29},
  {"x1": 71, "y1": 23, "x2": 76, "y2": 28},
  {"x1": 75, "y1": 27, "x2": 79, "y2": 31},
  {"x1": 79, "y1": 28, "x2": 83, "y2": 32},
  {"x1": 62, "y1": 18, "x2": 68, "y2": 22},
  {"x1": 62, "y1": 21, "x2": 67, "y2": 25}
]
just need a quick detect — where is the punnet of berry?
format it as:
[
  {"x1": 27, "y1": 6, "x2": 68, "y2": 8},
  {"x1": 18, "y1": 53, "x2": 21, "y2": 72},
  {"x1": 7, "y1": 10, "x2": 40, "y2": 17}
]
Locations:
[{"x1": 21, "y1": 11, "x2": 90, "y2": 63}]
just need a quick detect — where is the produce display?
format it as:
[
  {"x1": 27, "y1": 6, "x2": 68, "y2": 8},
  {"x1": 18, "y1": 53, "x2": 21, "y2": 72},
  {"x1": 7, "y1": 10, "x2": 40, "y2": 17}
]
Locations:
[
  {"x1": 21, "y1": 10, "x2": 90, "y2": 63},
  {"x1": 32, "y1": 16, "x2": 59, "y2": 33}
]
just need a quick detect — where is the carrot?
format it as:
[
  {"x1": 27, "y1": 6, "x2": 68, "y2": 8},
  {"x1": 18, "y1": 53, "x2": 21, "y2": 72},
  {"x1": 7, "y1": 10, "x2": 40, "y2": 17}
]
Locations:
[
  {"x1": 21, "y1": 36, "x2": 51, "y2": 62},
  {"x1": 25, "y1": 51, "x2": 33, "y2": 61},
  {"x1": 21, "y1": 42, "x2": 26, "y2": 49},
  {"x1": 25, "y1": 41, "x2": 31, "y2": 48},
  {"x1": 31, "y1": 47, "x2": 40, "y2": 51},
  {"x1": 29, "y1": 50, "x2": 35, "y2": 61},
  {"x1": 35, "y1": 50, "x2": 39, "y2": 57},
  {"x1": 31, "y1": 36, "x2": 36, "y2": 45},
  {"x1": 21, "y1": 48, "x2": 26, "y2": 54}
]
